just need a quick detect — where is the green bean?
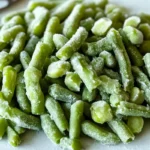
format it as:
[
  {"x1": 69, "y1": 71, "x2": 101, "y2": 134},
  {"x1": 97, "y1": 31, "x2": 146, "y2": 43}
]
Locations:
[
  {"x1": 24, "y1": 35, "x2": 40, "y2": 56},
  {"x1": 13, "y1": 64, "x2": 22, "y2": 73},
  {"x1": 7, "y1": 126, "x2": 21, "y2": 147},
  {"x1": 132, "y1": 66, "x2": 150, "y2": 104},
  {"x1": 92, "y1": 17, "x2": 112, "y2": 36},
  {"x1": 130, "y1": 87, "x2": 144, "y2": 105},
  {"x1": 82, "y1": 86, "x2": 97, "y2": 102},
  {"x1": 81, "y1": 120, "x2": 120, "y2": 145},
  {"x1": 95, "y1": 0, "x2": 108, "y2": 9},
  {"x1": 45, "y1": 96, "x2": 69, "y2": 134},
  {"x1": 123, "y1": 16, "x2": 141, "y2": 28},
  {"x1": 108, "y1": 119, "x2": 135, "y2": 143},
  {"x1": 82, "y1": 37, "x2": 112, "y2": 57},
  {"x1": 47, "y1": 60, "x2": 71, "y2": 78},
  {"x1": 100, "y1": 51, "x2": 117, "y2": 68},
  {"x1": 139, "y1": 40, "x2": 150, "y2": 54},
  {"x1": 16, "y1": 72, "x2": 31, "y2": 113},
  {"x1": 24, "y1": 12, "x2": 35, "y2": 27},
  {"x1": 56, "y1": 27, "x2": 88, "y2": 60},
  {"x1": 95, "y1": 11, "x2": 105, "y2": 20},
  {"x1": 61, "y1": 103, "x2": 71, "y2": 120},
  {"x1": 71, "y1": 52, "x2": 100, "y2": 91},
  {"x1": 53, "y1": 34, "x2": 68, "y2": 50},
  {"x1": 48, "y1": 84, "x2": 81, "y2": 103},
  {"x1": 80, "y1": 17, "x2": 94, "y2": 31},
  {"x1": 143, "y1": 53, "x2": 150, "y2": 77},
  {"x1": 0, "y1": 25, "x2": 25, "y2": 43},
  {"x1": 60, "y1": 137, "x2": 81, "y2": 150},
  {"x1": 65, "y1": 72, "x2": 82, "y2": 92},
  {"x1": 82, "y1": 1, "x2": 95, "y2": 9},
  {"x1": 99, "y1": 91, "x2": 110, "y2": 102},
  {"x1": 105, "y1": 3, "x2": 118, "y2": 14},
  {"x1": 30, "y1": 7, "x2": 49, "y2": 37},
  {"x1": 69, "y1": 100, "x2": 84, "y2": 139},
  {"x1": 10, "y1": 32, "x2": 26, "y2": 59},
  {"x1": 139, "y1": 13, "x2": 150, "y2": 24},
  {"x1": 0, "y1": 51, "x2": 14, "y2": 71},
  {"x1": 107, "y1": 28, "x2": 134, "y2": 92},
  {"x1": 83, "y1": 8, "x2": 95, "y2": 19},
  {"x1": 41, "y1": 114, "x2": 63, "y2": 144},
  {"x1": 138, "y1": 23, "x2": 150, "y2": 40},
  {"x1": 0, "y1": 117, "x2": 7, "y2": 139},
  {"x1": 1, "y1": 66, "x2": 17, "y2": 103},
  {"x1": 116, "y1": 101, "x2": 150, "y2": 118},
  {"x1": 24, "y1": 67, "x2": 45, "y2": 115},
  {"x1": 123, "y1": 26, "x2": 143, "y2": 45},
  {"x1": 51, "y1": 0, "x2": 76, "y2": 21},
  {"x1": 20, "y1": 51, "x2": 31, "y2": 70},
  {"x1": 0, "y1": 41, "x2": 7, "y2": 51},
  {"x1": 29, "y1": 42, "x2": 52, "y2": 71},
  {"x1": 119, "y1": 29, "x2": 143, "y2": 67},
  {"x1": 127, "y1": 116, "x2": 144, "y2": 134},
  {"x1": 63, "y1": 4, "x2": 85, "y2": 38}
]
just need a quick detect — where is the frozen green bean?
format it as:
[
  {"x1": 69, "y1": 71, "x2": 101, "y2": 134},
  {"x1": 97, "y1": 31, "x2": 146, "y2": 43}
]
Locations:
[
  {"x1": 13, "y1": 64, "x2": 22, "y2": 73},
  {"x1": 24, "y1": 12, "x2": 35, "y2": 26},
  {"x1": 99, "y1": 91, "x2": 110, "y2": 102},
  {"x1": 108, "y1": 119, "x2": 135, "y2": 143},
  {"x1": 69, "y1": 100, "x2": 84, "y2": 139},
  {"x1": 80, "y1": 17, "x2": 94, "y2": 31},
  {"x1": 41, "y1": 114, "x2": 63, "y2": 144},
  {"x1": 81, "y1": 120, "x2": 120, "y2": 145},
  {"x1": 63, "y1": 4, "x2": 85, "y2": 38},
  {"x1": 83, "y1": 8, "x2": 95, "y2": 19},
  {"x1": 107, "y1": 28, "x2": 134, "y2": 92},
  {"x1": 139, "y1": 40, "x2": 150, "y2": 54},
  {"x1": 56, "y1": 27, "x2": 88, "y2": 60},
  {"x1": 139, "y1": 13, "x2": 150, "y2": 24},
  {"x1": 0, "y1": 117, "x2": 7, "y2": 139},
  {"x1": 24, "y1": 67, "x2": 45, "y2": 115},
  {"x1": 0, "y1": 41, "x2": 7, "y2": 51},
  {"x1": 45, "y1": 96, "x2": 69, "y2": 134},
  {"x1": 61, "y1": 103, "x2": 71, "y2": 120},
  {"x1": 138, "y1": 23, "x2": 150, "y2": 40},
  {"x1": 143, "y1": 53, "x2": 150, "y2": 77},
  {"x1": 48, "y1": 84, "x2": 81, "y2": 103}
]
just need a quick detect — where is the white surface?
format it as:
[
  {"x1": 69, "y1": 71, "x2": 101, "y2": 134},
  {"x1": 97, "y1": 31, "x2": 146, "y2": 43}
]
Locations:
[{"x1": 1, "y1": 0, "x2": 150, "y2": 150}]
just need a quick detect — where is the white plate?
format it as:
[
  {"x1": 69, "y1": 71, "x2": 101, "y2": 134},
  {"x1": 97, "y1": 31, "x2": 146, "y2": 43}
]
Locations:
[{"x1": 1, "y1": 0, "x2": 150, "y2": 150}]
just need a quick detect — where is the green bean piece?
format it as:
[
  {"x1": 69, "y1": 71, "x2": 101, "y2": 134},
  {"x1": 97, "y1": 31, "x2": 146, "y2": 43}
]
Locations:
[
  {"x1": 99, "y1": 51, "x2": 117, "y2": 68},
  {"x1": 71, "y1": 52, "x2": 100, "y2": 92},
  {"x1": 82, "y1": 1, "x2": 95, "y2": 9},
  {"x1": 60, "y1": 137, "x2": 81, "y2": 150},
  {"x1": 63, "y1": 4, "x2": 85, "y2": 38},
  {"x1": 61, "y1": 103, "x2": 71, "y2": 120},
  {"x1": 1, "y1": 16, "x2": 25, "y2": 31},
  {"x1": 139, "y1": 40, "x2": 150, "y2": 54},
  {"x1": 91, "y1": 101, "x2": 113, "y2": 124},
  {"x1": 69, "y1": 100, "x2": 84, "y2": 139},
  {"x1": 119, "y1": 29, "x2": 143, "y2": 67},
  {"x1": 108, "y1": 119, "x2": 135, "y2": 143},
  {"x1": 0, "y1": 25, "x2": 25, "y2": 43},
  {"x1": 95, "y1": 0, "x2": 108, "y2": 9},
  {"x1": 116, "y1": 101, "x2": 150, "y2": 118},
  {"x1": 24, "y1": 67, "x2": 45, "y2": 115},
  {"x1": 1, "y1": 10, "x2": 26, "y2": 24},
  {"x1": 123, "y1": 26, "x2": 143, "y2": 45},
  {"x1": 20, "y1": 51, "x2": 31, "y2": 70},
  {"x1": 56, "y1": 27, "x2": 88, "y2": 60},
  {"x1": 7, "y1": 126, "x2": 21, "y2": 147},
  {"x1": 92, "y1": 17, "x2": 112, "y2": 36},
  {"x1": 0, "y1": 117, "x2": 7, "y2": 139},
  {"x1": 91, "y1": 57, "x2": 104, "y2": 76},
  {"x1": 48, "y1": 84, "x2": 81, "y2": 103},
  {"x1": 99, "y1": 91, "x2": 110, "y2": 102},
  {"x1": 0, "y1": 51, "x2": 14, "y2": 72},
  {"x1": 65, "y1": 72, "x2": 82, "y2": 92},
  {"x1": 80, "y1": 17, "x2": 94, "y2": 31},
  {"x1": 24, "y1": 12, "x2": 34, "y2": 27},
  {"x1": 13, "y1": 64, "x2": 22, "y2": 73},
  {"x1": 139, "y1": 13, "x2": 150, "y2": 24},
  {"x1": 24, "y1": 35, "x2": 39, "y2": 56},
  {"x1": 95, "y1": 11, "x2": 105, "y2": 20},
  {"x1": 98, "y1": 75, "x2": 121, "y2": 94},
  {"x1": 51, "y1": 0, "x2": 76, "y2": 21},
  {"x1": 143, "y1": 53, "x2": 150, "y2": 77},
  {"x1": 0, "y1": 41, "x2": 7, "y2": 51},
  {"x1": 30, "y1": 7, "x2": 49, "y2": 37},
  {"x1": 41, "y1": 114, "x2": 63, "y2": 144},
  {"x1": 83, "y1": 101, "x2": 91, "y2": 119},
  {"x1": 16, "y1": 72, "x2": 31, "y2": 113},
  {"x1": 82, "y1": 37, "x2": 112, "y2": 57},
  {"x1": 45, "y1": 96, "x2": 69, "y2": 134},
  {"x1": 83, "y1": 8, "x2": 95, "y2": 19},
  {"x1": 82, "y1": 86, "x2": 97, "y2": 102},
  {"x1": 29, "y1": 42, "x2": 52, "y2": 71},
  {"x1": 130, "y1": 87, "x2": 144, "y2": 105},
  {"x1": 132, "y1": 66, "x2": 150, "y2": 104},
  {"x1": 107, "y1": 28, "x2": 134, "y2": 92},
  {"x1": 127, "y1": 116, "x2": 144, "y2": 134},
  {"x1": 138, "y1": 23, "x2": 150, "y2": 40},
  {"x1": 123, "y1": 16, "x2": 141, "y2": 28},
  {"x1": 1, "y1": 66, "x2": 17, "y2": 103},
  {"x1": 53, "y1": 34, "x2": 68, "y2": 50},
  {"x1": 105, "y1": 3, "x2": 118, "y2": 14},
  {"x1": 9, "y1": 32, "x2": 26, "y2": 59},
  {"x1": 82, "y1": 120, "x2": 120, "y2": 145}
]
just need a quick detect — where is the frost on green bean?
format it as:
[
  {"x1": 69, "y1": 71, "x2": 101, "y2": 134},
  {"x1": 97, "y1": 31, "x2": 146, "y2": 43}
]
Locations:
[
  {"x1": 0, "y1": 117, "x2": 8, "y2": 139},
  {"x1": 91, "y1": 101, "x2": 113, "y2": 124},
  {"x1": 143, "y1": 53, "x2": 150, "y2": 77},
  {"x1": 80, "y1": 17, "x2": 94, "y2": 31},
  {"x1": 13, "y1": 64, "x2": 22, "y2": 73},
  {"x1": 138, "y1": 23, "x2": 150, "y2": 40},
  {"x1": 24, "y1": 12, "x2": 35, "y2": 26},
  {"x1": 56, "y1": 27, "x2": 88, "y2": 60},
  {"x1": 71, "y1": 52, "x2": 100, "y2": 92}
]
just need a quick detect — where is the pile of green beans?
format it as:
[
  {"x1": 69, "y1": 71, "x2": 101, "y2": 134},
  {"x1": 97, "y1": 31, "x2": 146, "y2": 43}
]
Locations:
[{"x1": 1, "y1": 0, "x2": 150, "y2": 149}]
